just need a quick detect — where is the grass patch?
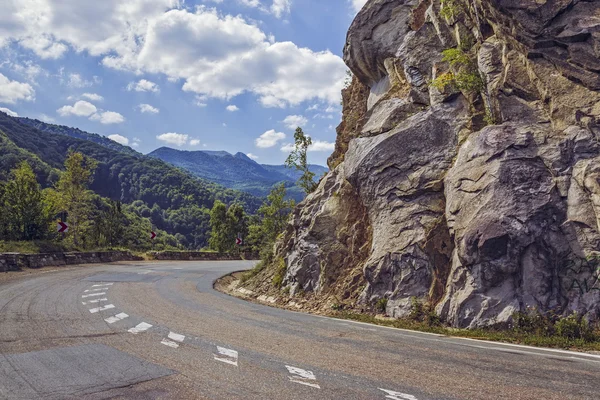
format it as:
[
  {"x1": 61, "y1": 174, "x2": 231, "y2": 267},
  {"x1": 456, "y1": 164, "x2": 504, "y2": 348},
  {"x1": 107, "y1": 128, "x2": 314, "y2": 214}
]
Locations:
[
  {"x1": 272, "y1": 257, "x2": 286, "y2": 288},
  {"x1": 240, "y1": 261, "x2": 266, "y2": 283},
  {"x1": 330, "y1": 310, "x2": 600, "y2": 352}
]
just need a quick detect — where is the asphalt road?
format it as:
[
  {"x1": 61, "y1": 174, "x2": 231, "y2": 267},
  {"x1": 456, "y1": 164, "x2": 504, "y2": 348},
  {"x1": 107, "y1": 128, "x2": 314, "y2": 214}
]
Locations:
[{"x1": 1, "y1": 261, "x2": 599, "y2": 400}]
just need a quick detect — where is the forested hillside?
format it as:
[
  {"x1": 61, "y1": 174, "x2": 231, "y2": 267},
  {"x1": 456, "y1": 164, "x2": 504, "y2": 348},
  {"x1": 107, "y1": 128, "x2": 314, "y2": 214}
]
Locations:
[
  {"x1": 149, "y1": 147, "x2": 328, "y2": 200},
  {"x1": 0, "y1": 111, "x2": 262, "y2": 248}
]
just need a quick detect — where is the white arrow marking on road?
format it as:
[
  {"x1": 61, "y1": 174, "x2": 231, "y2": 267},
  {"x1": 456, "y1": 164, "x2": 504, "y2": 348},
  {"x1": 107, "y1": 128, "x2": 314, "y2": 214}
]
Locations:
[
  {"x1": 128, "y1": 322, "x2": 153, "y2": 334},
  {"x1": 379, "y1": 389, "x2": 418, "y2": 400},
  {"x1": 92, "y1": 283, "x2": 113, "y2": 287},
  {"x1": 84, "y1": 288, "x2": 106, "y2": 293},
  {"x1": 82, "y1": 298, "x2": 108, "y2": 305},
  {"x1": 161, "y1": 339, "x2": 180, "y2": 348},
  {"x1": 81, "y1": 292, "x2": 106, "y2": 298},
  {"x1": 213, "y1": 346, "x2": 239, "y2": 366},
  {"x1": 285, "y1": 366, "x2": 320, "y2": 388},
  {"x1": 105, "y1": 313, "x2": 129, "y2": 324},
  {"x1": 89, "y1": 304, "x2": 115, "y2": 313}
]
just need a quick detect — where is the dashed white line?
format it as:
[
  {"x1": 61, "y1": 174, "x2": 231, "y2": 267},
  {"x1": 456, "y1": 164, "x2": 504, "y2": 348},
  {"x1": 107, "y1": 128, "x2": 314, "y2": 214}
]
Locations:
[
  {"x1": 105, "y1": 313, "x2": 129, "y2": 324},
  {"x1": 161, "y1": 332, "x2": 186, "y2": 349},
  {"x1": 84, "y1": 288, "x2": 106, "y2": 293},
  {"x1": 285, "y1": 366, "x2": 320, "y2": 388},
  {"x1": 81, "y1": 292, "x2": 106, "y2": 298},
  {"x1": 128, "y1": 322, "x2": 153, "y2": 334},
  {"x1": 89, "y1": 304, "x2": 115, "y2": 313},
  {"x1": 213, "y1": 346, "x2": 239, "y2": 366},
  {"x1": 379, "y1": 389, "x2": 418, "y2": 400},
  {"x1": 82, "y1": 298, "x2": 107, "y2": 305},
  {"x1": 92, "y1": 283, "x2": 113, "y2": 287}
]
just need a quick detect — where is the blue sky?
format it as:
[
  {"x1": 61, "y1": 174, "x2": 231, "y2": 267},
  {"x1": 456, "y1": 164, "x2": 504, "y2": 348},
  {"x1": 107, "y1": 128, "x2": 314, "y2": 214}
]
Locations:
[{"x1": 0, "y1": 0, "x2": 367, "y2": 166}]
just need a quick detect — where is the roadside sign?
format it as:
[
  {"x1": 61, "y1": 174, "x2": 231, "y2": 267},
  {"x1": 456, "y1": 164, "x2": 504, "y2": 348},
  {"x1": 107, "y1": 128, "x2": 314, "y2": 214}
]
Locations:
[
  {"x1": 57, "y1": 221, "x2": 68, "y2": 233},
  {"x1": 151, "y1": 231, "x2": 157, "y2": 240},
  {"x1": 235, "y1": 237, "x2": 243, "y2": 246}
]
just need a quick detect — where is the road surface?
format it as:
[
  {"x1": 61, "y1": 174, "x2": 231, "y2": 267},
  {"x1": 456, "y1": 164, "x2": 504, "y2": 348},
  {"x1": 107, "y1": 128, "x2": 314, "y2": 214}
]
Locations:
[{"x1": 0, "y1": 261, "x2": 599, "y2": 399}]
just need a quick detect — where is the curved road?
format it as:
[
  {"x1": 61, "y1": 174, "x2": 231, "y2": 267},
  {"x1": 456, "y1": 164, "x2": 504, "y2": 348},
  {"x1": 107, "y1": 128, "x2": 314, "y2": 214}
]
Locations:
[{"x1": 1, "y1": 261, "x2": 599, "y2": 400}]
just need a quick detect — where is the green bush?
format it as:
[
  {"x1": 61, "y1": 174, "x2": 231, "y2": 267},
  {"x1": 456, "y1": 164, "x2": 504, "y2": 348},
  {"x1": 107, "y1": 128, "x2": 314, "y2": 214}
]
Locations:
[
  {"x1": 272, "y1": 257, "x2": 286, "y2": 288},
  {"x1": 376, "y1": 298, "x2": 388, "y2": 313},
  {"x1": 556, "y1": 313, "x2": 594, "y2": 341},
  {"x1": 440, "y1": 0, "x2": 464, "y2": 19}
]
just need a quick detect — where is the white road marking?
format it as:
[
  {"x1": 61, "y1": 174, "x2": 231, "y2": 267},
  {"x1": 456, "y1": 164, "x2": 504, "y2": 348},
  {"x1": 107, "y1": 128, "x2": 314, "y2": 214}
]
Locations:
[
  {"x1": 379, "y1": 388, "x2": 418, "y2": 400},
  {"x1": 128, "y1": 322, "x2": 152, "y2": 334},
  {"x1": 89, "y1": 304, "x2": 115, "y2": 313},
  {"x1": 137, "y1": 271, "x2": 151, "y2": 275},
  {"x1": 161, "y1": 339, "x2": 180, "y2": 348},
  {"x1": 105, "y1": 313, "x2": 129, "y2": 324},
  {"x1": 92, "y1": 283, "x2": 113, "y2": 287},
  {"x1": 213, "y1": 346, "x2": 239, "y2": 366},
  {"x1": 81, "y1": 292, "x2": 106, "y2": 298},
  {"x1": 84, "y1": 288, "x2": 106, "y2": 292},
  {"x1": 82, "y1": 298, "x2": 108, "y2": 305},
  {"x1": 168, "y1": 332, "x2": 185, "y2": 342},
  {"x1": 285, "y1": 366, "x2": 320, "y2": 388}
]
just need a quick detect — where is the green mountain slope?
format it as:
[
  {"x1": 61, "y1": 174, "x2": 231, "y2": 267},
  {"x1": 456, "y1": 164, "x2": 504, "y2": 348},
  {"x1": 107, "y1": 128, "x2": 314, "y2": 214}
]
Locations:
[
  {"x1": 148, "y1": 147, "x2": 329, "y2": 200},
  {"x1": 0, "y1": 111, "x2": 262, "y2": 248}
]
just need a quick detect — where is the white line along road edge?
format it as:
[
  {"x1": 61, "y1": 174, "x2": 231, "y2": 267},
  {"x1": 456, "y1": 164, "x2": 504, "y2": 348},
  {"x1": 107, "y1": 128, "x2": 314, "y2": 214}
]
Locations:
[
  {"x1": 379, "y1": 388, "x2": 419, "y2": 400},
  {"x1": 213, "y1": 346, "x2": 239, "y2": 366},
  {"x1": 128, "y1": 322, "x2": 153, "y2": 334},
  {"x1": 161, "y1": 332, "x2": 186, "y2": 348},
  {"x1": 92, "y1": 283, "x2": 114, "y2": 287},
  {"x1": 105, "y1": 313, "x2": 129, "y2": 324},
  {"x1": 89, "y1": 304, "x2": 115, "y2": 313},
  {"x1": 285, "y1": 366, "x2": 320, "y2": 389}
]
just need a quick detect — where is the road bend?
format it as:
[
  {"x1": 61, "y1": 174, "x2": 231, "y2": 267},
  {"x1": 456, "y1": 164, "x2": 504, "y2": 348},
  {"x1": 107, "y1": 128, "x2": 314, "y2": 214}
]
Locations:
[{"x1": 0, "y1": 261, "x2": 599, "y2": 399}]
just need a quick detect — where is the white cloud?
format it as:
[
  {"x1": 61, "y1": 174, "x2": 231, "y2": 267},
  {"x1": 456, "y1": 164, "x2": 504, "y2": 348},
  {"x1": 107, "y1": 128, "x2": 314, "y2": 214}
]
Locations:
[
  {"x1": 82, "y1": 93, "x2": 103, "y2": 101},
  {"x1": 90, "y1": 111, "x2": 125, "y2": 124},
  {"x1": 132, "y1": 137, "x2": 141, "y2": 147},
  {"x1": 39, "y1": 114, "x2": 55, "y2": 123},
  {"x1": 138, "y1": 103, "x2": 160, "y2": 114},
  {"x1": 255, "y1": 129, "x2": 285, "y2": 148},
  {"x1": 226, "y1": 104, "x2": 239, "y2": 112},
  {"x1": 0, "y1": 73, "x2": 35, "y2": 104},
  {"x1": 57, "y1": 100, "x2": 97, "y2": 117},
  {"x1": 0, "y1": 3, "x2": 343, "y2": 108},
  {"x1": 127, "y1": 79, "x2": 159, "y2": 93},
  {"x1": 280, "y1": 139, "x2": 335, "y2": 153},
  {"x1": 157, "y1": 132, "x2": 189, "y2": 147},
  {"x1": 283, "y1": 114, "x2": 307, "y2": 129},
  {"x1": 108, "y1": 134, "x2": 129, "y2": 145},
  {"x1": 309, "y1": 140, "x2": 335, "y2": 152},
  {"x1": 0, "y1": 107, "x2": 18, "y2": 117},
  {"x1": 190, "y1": 139, "x2": 201, "y2": 146},
  {"x1": 350, "y1": 0, "x2": 368, "y2": 12},
  {"x1": 67, "y1": 73, "x2": 94, "y2": 88},
  {"x1": 8, "y1": 60, "x2": 46, "y2": 83},
  {"x1": 247, "y1": 153, "x2": 259, "y2": 160}
]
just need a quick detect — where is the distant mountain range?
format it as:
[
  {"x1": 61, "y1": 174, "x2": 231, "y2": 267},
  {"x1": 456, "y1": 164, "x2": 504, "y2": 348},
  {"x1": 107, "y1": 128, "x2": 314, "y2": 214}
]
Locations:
[{"x1": 148, "y1": 147, "x2": 328, "y2": 200}]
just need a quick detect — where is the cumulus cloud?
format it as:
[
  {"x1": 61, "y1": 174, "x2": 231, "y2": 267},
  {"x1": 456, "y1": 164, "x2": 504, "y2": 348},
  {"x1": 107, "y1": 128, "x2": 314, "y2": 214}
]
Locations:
[
  {"x1": 280, "y1": 138, "x2": 335, "y2": 152},
  {"x1": 350, "y1": 0, "x2": 368, "y2": 12},
  {"x1": 0, "y1": 73, "x2": 35, "y2": 104},
  {"x1": 0, "y1": 2, "x2": 343, "y2": 107},
  {"x1": 82, "y1": 93, "x2": 103, "y2": 101},
  {"x1": 282, "y1": 114, "x2": 307, "y2": 129},
  {"x1": 67, "y1": 73, "x2": 94, "y2": 88},
  {"x1": 131, "y1": 137, "x2": 141, "y2": 148},
  {"x1": 90, "y1": 111, "x2": 125, "y2": 124},
  {"x1": 226, "y1": 104, "x2": 239, "y2": 112},
  {"x1": 138, "y1": 103, "x2": 160, "y2": 114},
  {"x1": 127, "y1": 79, "x2": 159, "y2": 93},
  {"x1": 0, "y1": 107, "x2": 18, "y2": 117},
  {"x1": 108, "y1": 134, "x2": 129, "y2": 145},
  {"x1": 157, "y1": 132, "x2": 189, "y2": 147},
  {"x1": 190, "y1": 139, "x2": 201, "y2": 146},
  {"x1": 255, "y1": 129, "x2": 285, "y2": 148},
  {"x1": 57, "y1": 100, "x2": 97, "y2": 117},
  {"x1": 247, "y1": 153, "x2": 259, "y2": 160}
]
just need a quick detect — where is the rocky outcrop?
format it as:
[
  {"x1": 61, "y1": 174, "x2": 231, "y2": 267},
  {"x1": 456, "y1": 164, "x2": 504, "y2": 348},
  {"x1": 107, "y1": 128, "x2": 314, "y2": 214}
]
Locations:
[{"x1": 247, "y1": 0, "x2": 600, "y2": 328}]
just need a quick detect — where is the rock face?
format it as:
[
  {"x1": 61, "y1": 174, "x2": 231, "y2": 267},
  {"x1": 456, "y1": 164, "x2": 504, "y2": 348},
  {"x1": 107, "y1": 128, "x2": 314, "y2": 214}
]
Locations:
[{"x1": 250, "y1": 0, "x2": 600, "y2": 328}]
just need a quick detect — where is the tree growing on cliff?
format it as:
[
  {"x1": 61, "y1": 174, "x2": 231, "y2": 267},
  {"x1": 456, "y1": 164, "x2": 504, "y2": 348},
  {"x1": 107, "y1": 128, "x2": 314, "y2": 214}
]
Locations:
[{"x1": 285, "y1": 127, "x2": 318, "y2": 195}]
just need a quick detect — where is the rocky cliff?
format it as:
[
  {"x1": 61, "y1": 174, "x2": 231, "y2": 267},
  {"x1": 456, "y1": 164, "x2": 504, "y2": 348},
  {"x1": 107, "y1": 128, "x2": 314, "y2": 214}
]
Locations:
[{"x1": 245, "y1": 0, "x2": 600, "y2": 328}]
